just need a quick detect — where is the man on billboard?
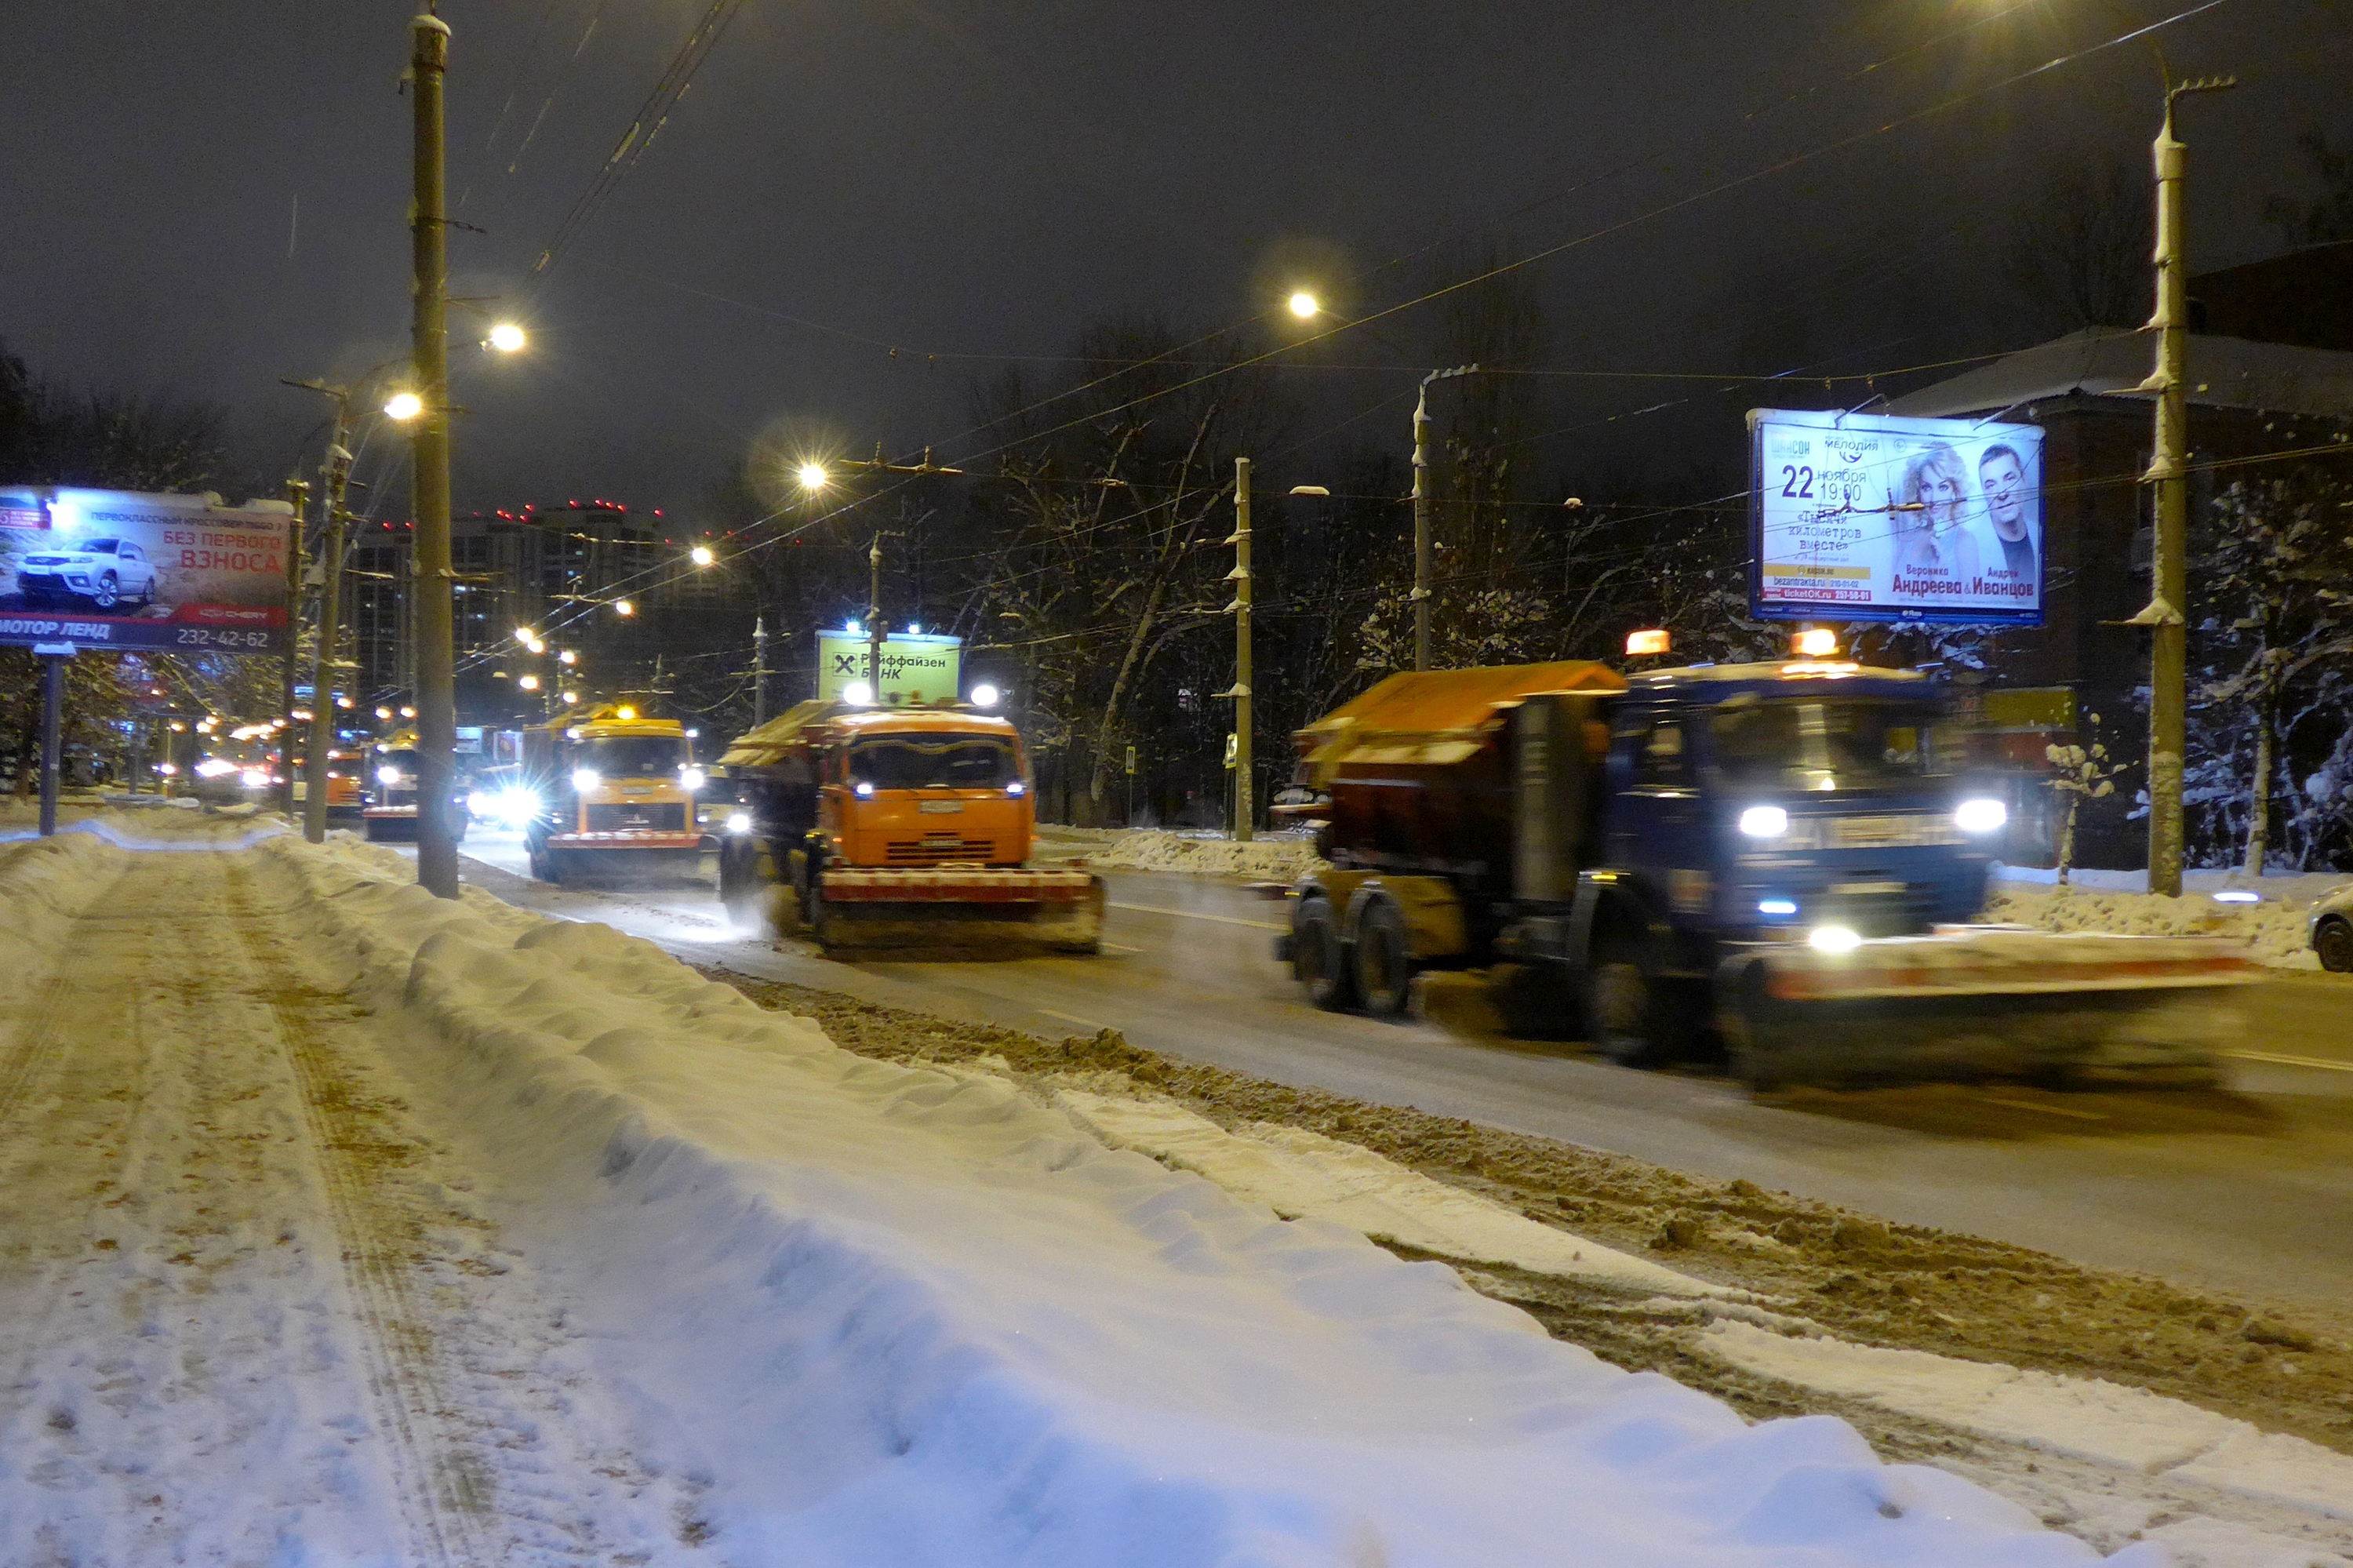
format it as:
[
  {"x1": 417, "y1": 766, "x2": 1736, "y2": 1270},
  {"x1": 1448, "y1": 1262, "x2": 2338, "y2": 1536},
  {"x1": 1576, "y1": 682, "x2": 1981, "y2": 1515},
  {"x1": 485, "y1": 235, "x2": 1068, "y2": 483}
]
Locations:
[{"x1": 1977, "y1": 442, "x2": 2038, "y2": 589}]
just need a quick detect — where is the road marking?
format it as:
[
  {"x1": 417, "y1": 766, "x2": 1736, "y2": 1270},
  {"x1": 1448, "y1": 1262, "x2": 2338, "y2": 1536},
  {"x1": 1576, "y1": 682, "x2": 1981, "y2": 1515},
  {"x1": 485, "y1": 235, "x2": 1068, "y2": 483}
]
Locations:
[
  {"x1": 1107, "y1": 901, "x2": 1287, "y2": 932},
  {"x1": 1038, "y1": 1008, "x2": 1112, "y2": 1031},
  {"x1": 1979, "y1": 1093, "x2": 2108, "y2": 1122},
  {"x1": 2232, "y1": 1049, "x2": 2353, "y2": 1074}
]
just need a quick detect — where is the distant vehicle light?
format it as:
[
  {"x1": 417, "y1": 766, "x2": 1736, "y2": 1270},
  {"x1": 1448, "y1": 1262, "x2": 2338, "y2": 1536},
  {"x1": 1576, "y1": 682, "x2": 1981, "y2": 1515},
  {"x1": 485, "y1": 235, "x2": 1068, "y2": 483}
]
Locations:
[
  {"x1": 1006, "y1": 780, "x2": 1027, "y2": 797},
  {"x1": 1739, "y1": 805, "x2": 1788, "y2": 839},
  {"x1": 1954, "y1": 797, "x2": 2008, "y2": 834},
  {"x1": 467, "y1": 791, "x2": 492, "y2": 817},
  {"x1": 376, "y1": 766, "x2": 402, "y2": 786},
  {"x1": 2211, "y1": 889, "x2": 2260, "y2": 904},
  {"x1": 970, "y1": 683, "x2": 1000, "y2": 708},
  {"x1": 853, "y1": 780, "x2": 875, "y2": 798},
  {"x1": 843, "y1": 681, "x2": 873, "y2": 707},
  {"x1": 239, "y1": 769, "x2": 268, "y2": 790},
  {"x1": 726, "y1": 811, "x2": 752, "y2": 835},
  {"x1": 679, "y1": 766, "x2": 707, "y2": 791},
  {"x1": 1808, "y1": 925, "x2": 1863, "y2": 954},
  {"x1": 573, "y1": 768, "x2": 601, "y2": 791},
  {"x1": 492, "y1": 788, "x2": 541, "y2": 827},
  {"x1": 155, "y1": 762, "x2": 180, "y2": 777},
  {"x1": 195, "y1": 758, "x2": 238, "y2": 778},
  {"x1": 1758, "y1": 897, "x2": 1798, "y2": 916},
  {"x1": 1624, "y1": 628, "x2": 1671, "y2": 657},
  {"x1": 1793, "y1": 627, "x2": 1838, "y2": 657}
]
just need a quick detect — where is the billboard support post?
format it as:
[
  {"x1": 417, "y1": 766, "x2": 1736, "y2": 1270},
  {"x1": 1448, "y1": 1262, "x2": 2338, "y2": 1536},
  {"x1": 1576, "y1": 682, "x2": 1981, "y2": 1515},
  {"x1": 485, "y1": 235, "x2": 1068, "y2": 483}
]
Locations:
[
  {"x1": 304, "y1": 431, "x2": 355, "y2": 846},
  {"x1": 409, "y1": 9, "x2": 459, "y2": 899},
  {"x1": 33, "y1": 643, "x2": 70, "y2": 837}
]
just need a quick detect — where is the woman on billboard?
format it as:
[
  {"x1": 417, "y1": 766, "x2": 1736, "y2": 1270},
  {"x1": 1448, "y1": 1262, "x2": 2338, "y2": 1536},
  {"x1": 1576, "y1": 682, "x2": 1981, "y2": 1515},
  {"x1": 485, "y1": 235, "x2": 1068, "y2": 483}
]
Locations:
[{"x1": 1891, "y1": 444, "x2": 1981, "y2": 598}]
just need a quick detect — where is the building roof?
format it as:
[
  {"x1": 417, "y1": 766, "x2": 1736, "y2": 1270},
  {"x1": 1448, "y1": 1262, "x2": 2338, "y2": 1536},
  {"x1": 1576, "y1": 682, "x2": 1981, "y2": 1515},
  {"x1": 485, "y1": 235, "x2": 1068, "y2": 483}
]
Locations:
[{"x1": 1886, "y1": 327, "x2": 2353, "y2": 421}]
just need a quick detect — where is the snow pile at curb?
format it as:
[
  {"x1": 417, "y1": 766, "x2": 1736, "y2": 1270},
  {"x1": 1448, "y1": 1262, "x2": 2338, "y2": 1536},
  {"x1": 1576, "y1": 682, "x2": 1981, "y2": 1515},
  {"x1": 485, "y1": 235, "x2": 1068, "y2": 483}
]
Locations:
[
  {"x1": 1055, "y1": 1089, "x2": 1731, "y2": 1301},
  {"x1": 260, "y1": 835, "x2": 2126, "y2": 1567},
  {"x1": 0, "y1": 831, "x2": 132, "y2": 972},
  {"x1": 1700, "y1": 1321, "x2": 2353, "y2": 1522},
  {"x1": 1981, "y1": 878, "x2": 2337, "y2": 970},
  {"x1": 1082, "y1": 828, "x2": 1326, "y2": 881}
]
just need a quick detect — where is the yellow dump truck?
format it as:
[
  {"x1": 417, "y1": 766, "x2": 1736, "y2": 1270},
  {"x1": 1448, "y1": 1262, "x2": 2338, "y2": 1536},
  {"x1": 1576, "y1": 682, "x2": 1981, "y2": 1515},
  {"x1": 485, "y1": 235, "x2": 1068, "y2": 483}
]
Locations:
[
  {"x1": 715, "y1": 699, "x2": 1102, "y2": 952},
  {"x1": 360, "y1": 729, "x2": 469, "y2": 842},
  {"x1": 522, "y1": 704, "x2": 705, "y2": 882}
]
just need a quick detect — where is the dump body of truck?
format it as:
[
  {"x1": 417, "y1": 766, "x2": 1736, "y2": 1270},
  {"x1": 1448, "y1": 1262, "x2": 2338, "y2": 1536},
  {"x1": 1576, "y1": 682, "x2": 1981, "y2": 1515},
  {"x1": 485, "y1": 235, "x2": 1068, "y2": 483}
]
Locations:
[
  {"x1": 520, "y1": 706, "x2": 703, "y2": 881},
  {"x1": 1279, "y1": 659, "x2": 2257, "y2": 1088},
  {"x1": 715, "y1": 699, "x2": 1100, "y2": 953}
]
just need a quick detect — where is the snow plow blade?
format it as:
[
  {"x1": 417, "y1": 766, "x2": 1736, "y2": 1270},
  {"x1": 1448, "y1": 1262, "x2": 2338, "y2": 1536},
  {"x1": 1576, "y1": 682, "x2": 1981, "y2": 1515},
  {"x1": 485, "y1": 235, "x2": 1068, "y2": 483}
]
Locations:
[
  {"x1": 1716, "y1": 929, "x2": 2264, "y2": 1091},
  {"x1": 812, "y1": 867, "x2": 1105, "y2": 955}
]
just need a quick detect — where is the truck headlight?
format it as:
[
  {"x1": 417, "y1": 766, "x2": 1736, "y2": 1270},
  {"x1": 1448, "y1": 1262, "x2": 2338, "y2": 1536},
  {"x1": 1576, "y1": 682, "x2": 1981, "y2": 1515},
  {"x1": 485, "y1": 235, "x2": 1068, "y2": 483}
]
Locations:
[
  {"x1": 1006, "y1": 780, "x2": 1027, "y2": 796},
  {"x1": 467, "y1": 791, "x2": 492, "y2": 816},
  {"x1": 496, "y1": 788, "x2": 541, "y2": 826},
  {"x1": 1954, "y1": 797, "x2": 2007, "y2": 834},
  {"x1": 573, "y1": 768, "x2": 601, "y2": 791},
  {"x1": 240, "y1": 769, "x2": 268, "y2": 790},
  {"x1": 376, "y1": 766, "x2": 402, "y2": 786},
  {"x1": 726, "y1": 810, "x2": 752, "y2": 835},
  {"x1": 1738, "y1": 805, "x2": 1788, "y2": 839},
  {"x1": 680, "y1": 766, "x2": 707, "y2": 791},
  {"x1": 853, "y1": 780, "x2": 875, "y2": 798},
  {"x1": 1808, "y1": 925, "x2": 1862, "y2": 953}
]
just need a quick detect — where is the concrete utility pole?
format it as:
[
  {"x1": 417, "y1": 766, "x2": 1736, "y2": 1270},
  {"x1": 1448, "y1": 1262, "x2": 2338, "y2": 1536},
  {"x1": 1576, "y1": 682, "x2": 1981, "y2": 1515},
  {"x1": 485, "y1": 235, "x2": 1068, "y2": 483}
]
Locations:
[
  {"x1": 1221, "y1": 457, "x2": 1254, "y2": 842},
  {"x1": 1410, "y1": 366, "x2": 1478, "y2": 672},
  {"x1": 278, "y1": 477, "x2": 309, "y2": 820},
  {"x1": 866, "y1": 533, "x2": 886, "y2": 701},
  {"x1": 752, "y1": 615, "x2": 769, "y2": 725},
  {"x1": 2133, "y1": 75, "x2": 2235, "y2": 899},
  {"x1": 304, "y1": 431, "x2": 355, "y2": 845},
  {"x1": 409, "y1": 9, "x2": 459, "y2": 898}
]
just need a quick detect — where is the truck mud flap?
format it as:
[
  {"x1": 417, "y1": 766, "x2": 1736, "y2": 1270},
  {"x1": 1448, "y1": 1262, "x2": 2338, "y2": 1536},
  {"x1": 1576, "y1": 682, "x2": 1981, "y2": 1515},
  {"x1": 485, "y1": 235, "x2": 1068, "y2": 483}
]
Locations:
[
  {"x1": 1716, "y1": 930, "x2": 2262, "y2": 1092},
  {"x1": 814, "y1": 869, "x2": 1105, "y2": 955}
]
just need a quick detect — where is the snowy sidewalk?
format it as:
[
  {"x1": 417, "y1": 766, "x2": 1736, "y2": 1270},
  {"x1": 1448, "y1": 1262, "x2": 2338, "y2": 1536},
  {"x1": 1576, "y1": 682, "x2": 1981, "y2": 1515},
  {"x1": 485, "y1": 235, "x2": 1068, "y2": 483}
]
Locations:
[{"x1": 1, "y1": 821, "x2": 2335, "y2": 1566}]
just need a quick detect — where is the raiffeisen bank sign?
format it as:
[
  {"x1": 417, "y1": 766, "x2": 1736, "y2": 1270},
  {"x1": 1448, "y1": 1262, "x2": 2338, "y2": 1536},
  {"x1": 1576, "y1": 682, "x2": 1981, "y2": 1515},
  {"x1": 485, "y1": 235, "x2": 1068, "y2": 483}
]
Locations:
[
  {"x1": 1747, "y1": 409, "x2": 2046, "y2": 628},
  {"x1": 816, "y1": 629, "x2": 963, "y2": 704}
]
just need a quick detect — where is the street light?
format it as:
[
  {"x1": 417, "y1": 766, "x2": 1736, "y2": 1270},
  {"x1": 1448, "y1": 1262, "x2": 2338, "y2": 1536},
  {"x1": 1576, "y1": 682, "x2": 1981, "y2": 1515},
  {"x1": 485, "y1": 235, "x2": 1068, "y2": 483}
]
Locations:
[
  {"x1": 558, "y1": 648, "x2": 576, "y2": 665},
  {"x1": 613, "y1": 599, "x2": 635, "y2": 617},
  {"x1": 486, "y1": 322, "x2": 526, "y2": 353},
  {"x1": 1287, "y1": 290, "x2": 1320, "y2": 320},
  {"x1": 796, "y1": 461, "x2": 829, "y2": 492},
  {"x1": 690, "y1": 544, "x2": 716, "y2": 567},
  {"x1": 383, "y1": 391, "x2": 424, "y2": 421}
]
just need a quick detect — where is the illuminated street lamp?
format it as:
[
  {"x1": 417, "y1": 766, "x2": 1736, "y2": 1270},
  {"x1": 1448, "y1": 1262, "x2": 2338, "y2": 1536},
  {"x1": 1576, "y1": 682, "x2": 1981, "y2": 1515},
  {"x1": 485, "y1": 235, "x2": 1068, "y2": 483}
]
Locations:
[
  {"x1": 1287, "y1": 290, "x2": 1320, "y2": 320},
  {"x1": 796, "y1": 461, "x2": 829, "y2": 492},
  {"x1": 518, "y1": 674, "x2": 540, "y2": 692},
  {"x1": 486, "y1": 322, "x2": 526, "y2": 353},
  {"x1": 613, "y1": 599, "x2": 635, "y2": 617},
  {"x1": 557, "y1": 648, "x2": 577, "y2": 666},
  {"x1": 690, "y1": 544, "x2": 716, "y2": 567},
  {"x1": 383, "y1": 391, "x2": 424, "y2": 421}
]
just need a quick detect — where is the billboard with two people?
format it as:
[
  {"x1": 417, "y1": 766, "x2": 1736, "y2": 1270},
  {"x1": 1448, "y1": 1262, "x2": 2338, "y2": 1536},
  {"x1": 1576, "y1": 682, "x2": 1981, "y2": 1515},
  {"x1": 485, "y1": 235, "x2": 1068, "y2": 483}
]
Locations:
[
  {"x1": 0, "y1": 487, "x2": 293, "y2": 653},
  {"x1": 1747, "y1": 409, "x2": 2044, "y2": 627}
]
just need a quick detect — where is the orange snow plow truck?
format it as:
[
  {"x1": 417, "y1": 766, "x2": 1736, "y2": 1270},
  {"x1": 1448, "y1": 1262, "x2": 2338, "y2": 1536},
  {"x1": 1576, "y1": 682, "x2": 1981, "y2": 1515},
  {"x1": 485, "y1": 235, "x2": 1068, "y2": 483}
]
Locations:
[{"x1": 714, "y1": 700, "x2": 1103, "y2": 953}]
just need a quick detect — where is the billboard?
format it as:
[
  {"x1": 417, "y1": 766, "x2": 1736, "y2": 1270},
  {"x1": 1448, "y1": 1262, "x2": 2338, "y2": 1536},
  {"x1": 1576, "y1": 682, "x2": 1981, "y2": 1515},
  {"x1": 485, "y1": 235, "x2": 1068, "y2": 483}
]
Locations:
[
  {"x1": 1747, "y1": 409, "x2": 2045, "y2": 627},
  {"x1": 0, "y1": 487, "x2": 293, "y2": 653},
  {"x1": 815, "y1": 629, "x2": 963, "y2": 704}
]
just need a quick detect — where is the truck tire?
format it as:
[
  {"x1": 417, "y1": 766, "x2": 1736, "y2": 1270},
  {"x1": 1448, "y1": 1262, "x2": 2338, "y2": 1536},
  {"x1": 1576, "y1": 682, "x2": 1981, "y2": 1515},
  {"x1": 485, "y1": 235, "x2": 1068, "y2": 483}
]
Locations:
[
  {"x1": 1351, "y1": 896, "x2": 1414, "y2": 1015},
  {"x1": 2316, "y1": 915, "x2": 2353, "y2": 973},
  {"x1": 1293, "y1": 895, "x2": 1354, "y2": 1010},
  {"x1": 1583, "y1": 931, "x2": 1686, "y2": 1068}
]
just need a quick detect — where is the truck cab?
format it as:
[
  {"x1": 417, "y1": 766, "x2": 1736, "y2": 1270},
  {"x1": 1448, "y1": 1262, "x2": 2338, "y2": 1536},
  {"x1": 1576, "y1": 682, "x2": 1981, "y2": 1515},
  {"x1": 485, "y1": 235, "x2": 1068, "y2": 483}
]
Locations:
[
  {"x1": 522, "y1": 706, "x2": 704, "y2": 882},
  {"x1": 361, "y1": 729, "x2": 470, "y2": 842},
  {"x1": 816, "y1": 708, "x2": 1033, "y2": 868}
]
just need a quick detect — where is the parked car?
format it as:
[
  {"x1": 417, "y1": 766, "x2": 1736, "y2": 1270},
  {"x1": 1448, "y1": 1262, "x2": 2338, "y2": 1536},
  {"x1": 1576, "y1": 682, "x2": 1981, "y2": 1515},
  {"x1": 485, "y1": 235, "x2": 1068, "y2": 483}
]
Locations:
[
  {"x1": 17, "y1": 537, "x2": 159, "y2": 609},
  {"x1": 2311, "y1": 887, "x2": 2353, "y2": 973}
]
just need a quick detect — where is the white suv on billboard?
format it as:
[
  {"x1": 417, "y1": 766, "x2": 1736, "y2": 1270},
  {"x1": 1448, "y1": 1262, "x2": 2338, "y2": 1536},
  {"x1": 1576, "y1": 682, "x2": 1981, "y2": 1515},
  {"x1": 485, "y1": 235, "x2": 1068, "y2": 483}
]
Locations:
[{"x1": 17, "y1": 537, "x2": 159, "y2": 609}]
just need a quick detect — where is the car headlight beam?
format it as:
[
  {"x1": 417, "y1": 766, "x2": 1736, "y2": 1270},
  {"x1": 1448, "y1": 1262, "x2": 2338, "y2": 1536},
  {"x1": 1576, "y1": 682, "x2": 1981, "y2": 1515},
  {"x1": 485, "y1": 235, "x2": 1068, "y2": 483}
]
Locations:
[
  {"x1": 1738, "y1": 805, "x2": 1788, "y2": 839},
  {"x1": 1954, "y1": 797, "x2": 2008, "y2": 835}
]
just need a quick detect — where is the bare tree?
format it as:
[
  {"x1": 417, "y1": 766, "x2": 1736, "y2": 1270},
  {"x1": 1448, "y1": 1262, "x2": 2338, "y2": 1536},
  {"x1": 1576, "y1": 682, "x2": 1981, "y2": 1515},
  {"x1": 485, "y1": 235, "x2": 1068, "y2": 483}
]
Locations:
[
  {"x1": 2264, "y1": 129, "x2": 2353, "y2": 247},
  {"x1": 2007, "y1": 158, "x2": 2153, "y2": 333}
]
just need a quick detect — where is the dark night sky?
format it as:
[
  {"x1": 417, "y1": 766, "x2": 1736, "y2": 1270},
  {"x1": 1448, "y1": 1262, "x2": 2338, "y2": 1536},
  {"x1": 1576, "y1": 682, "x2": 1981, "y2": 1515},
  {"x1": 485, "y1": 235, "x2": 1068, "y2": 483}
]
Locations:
[{"x1": 4, "y1": 2, "x2": 2345, "y2": 523}]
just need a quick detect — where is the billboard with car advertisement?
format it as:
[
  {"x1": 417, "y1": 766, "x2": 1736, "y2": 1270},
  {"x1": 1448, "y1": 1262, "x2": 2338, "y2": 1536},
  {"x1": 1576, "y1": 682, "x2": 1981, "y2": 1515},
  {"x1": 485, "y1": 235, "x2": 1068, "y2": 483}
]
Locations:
[
  {"x1": 815, "y1": 629, "x2": 962, "y2": 704},
  {"x1": 0, "y1": 487, "x2": 293, "y2": 653},
  {"x1": 1747, "y1": 409, "x2": 2045, "y2": 627}
]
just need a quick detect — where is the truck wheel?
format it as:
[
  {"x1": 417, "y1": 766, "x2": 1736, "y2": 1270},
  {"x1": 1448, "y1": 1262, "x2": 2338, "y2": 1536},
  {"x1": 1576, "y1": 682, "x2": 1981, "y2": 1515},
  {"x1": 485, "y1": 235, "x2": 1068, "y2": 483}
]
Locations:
[
  {"x1": 2317, "y1": 915, "x2": 2353, "y2": 973},
  {"x1": 1583, "y1": 933, "x2": 1683, "y2": 1068},
  {"x1": 1352, "y1": 897, "x2": 1414, "y2": 1015},
  {"x1": 718, "y1": 835, "x2": 762, "y2": 926},
  {"x1": 1293, "y1": 896, "x2": 1354, "y2": 1010}
]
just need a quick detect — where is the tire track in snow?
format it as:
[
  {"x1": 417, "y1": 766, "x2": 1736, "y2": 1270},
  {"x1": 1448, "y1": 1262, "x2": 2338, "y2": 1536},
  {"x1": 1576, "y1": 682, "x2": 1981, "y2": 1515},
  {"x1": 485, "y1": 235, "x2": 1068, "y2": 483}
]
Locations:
[
  {"x1": 223, "y1": 859, "x2": 499, "y2": 1568},
  {"x1": 0, "y1": 860, "x2": 134, "y2": 1131}
]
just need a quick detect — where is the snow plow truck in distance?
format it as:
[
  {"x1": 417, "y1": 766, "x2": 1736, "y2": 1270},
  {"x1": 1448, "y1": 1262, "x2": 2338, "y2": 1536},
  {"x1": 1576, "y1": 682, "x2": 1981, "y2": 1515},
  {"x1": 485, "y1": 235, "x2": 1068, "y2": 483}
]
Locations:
[
  {"x1": 522, "y1": 704, "x2": 705, "y2": 882},
  {"x1": 715, "y1": 699, "x2": 1104, "y2": 954},
  {"x1": 1278, "y1": 657, "x2": 2262, "y2": 1090},
  {"x1": 361, "y1": 729, "x2": 468, "y2": 843}
]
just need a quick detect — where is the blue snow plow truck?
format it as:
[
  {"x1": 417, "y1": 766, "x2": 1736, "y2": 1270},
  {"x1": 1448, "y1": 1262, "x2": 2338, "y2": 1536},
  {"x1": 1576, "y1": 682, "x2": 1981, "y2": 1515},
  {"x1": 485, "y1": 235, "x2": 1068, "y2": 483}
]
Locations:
[{"x1": 1276, "y1": 657, "x2": 2258, "y2": 1091}]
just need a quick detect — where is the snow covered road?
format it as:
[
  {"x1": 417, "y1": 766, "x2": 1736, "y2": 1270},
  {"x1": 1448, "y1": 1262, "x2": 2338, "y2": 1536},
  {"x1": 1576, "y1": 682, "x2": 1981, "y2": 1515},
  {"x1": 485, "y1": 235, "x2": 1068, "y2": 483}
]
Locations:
[{"x1": 0, "y1": 823, "x2": 2213, "y2": 1566}]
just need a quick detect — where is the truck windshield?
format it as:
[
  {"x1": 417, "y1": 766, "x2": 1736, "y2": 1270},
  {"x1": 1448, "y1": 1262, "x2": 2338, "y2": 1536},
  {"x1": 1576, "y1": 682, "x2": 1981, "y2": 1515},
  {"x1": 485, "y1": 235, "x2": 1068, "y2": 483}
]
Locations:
[
  {"x1": 1710, "y1": 698, "x2": 1950, "y2": 791},
  {"x1": 578, "y1": 736, "x2": 686, "y2": 777},
  {"x1": 848, "y1": 734, "x2": 1018, "y2": 790}
]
